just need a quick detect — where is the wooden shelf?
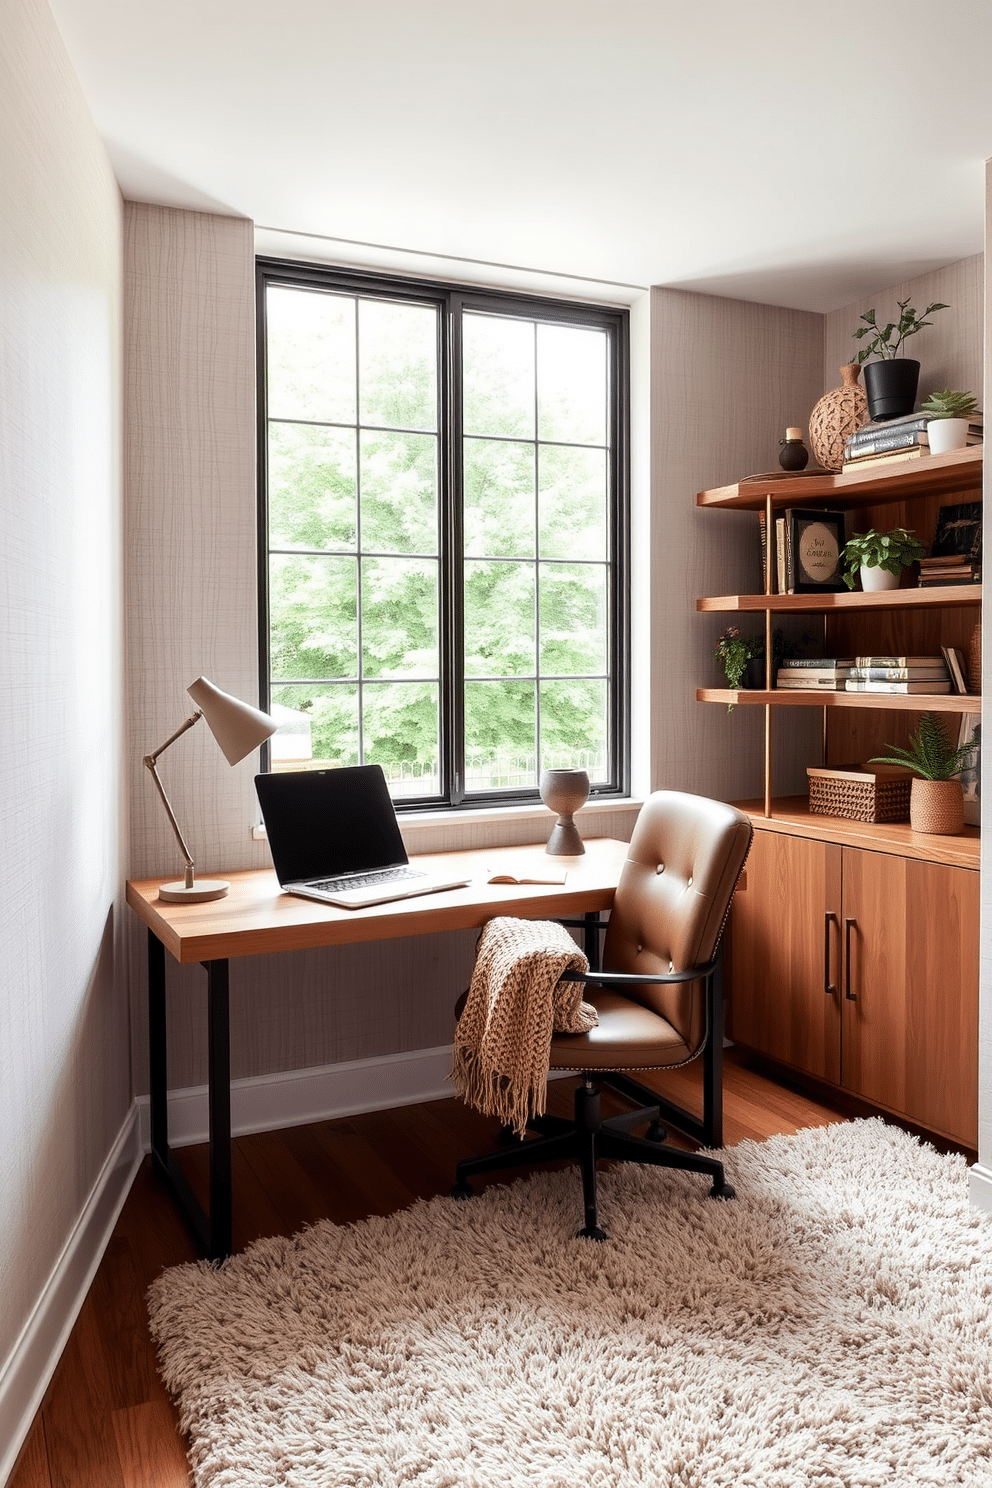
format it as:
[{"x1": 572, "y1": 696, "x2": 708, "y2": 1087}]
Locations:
[
  {"x1": 698, "y1": 583, "x2": 982, "y2": 614},
  {"x1": 698, "y1": 688, "x2": 980, "y2": 712},
  {"x1": 733, "y1": 796, "x2": 980, "y2": 870},
  {"x1": 697, "y1": 444, "x2": 982, "y2": 511}
]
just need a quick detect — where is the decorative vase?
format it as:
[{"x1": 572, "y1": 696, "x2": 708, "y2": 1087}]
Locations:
[
  {"x1": 910, "y1": 778, "x2": 964, "y2": 835},
  {"x1": 863, "y1": 358, "x2": 920, "y2": 422},
  {"x1": 778, "y1": 427, "x2": 809, "y2": 471},
  {"x1": 539, "y1": 768, "x2": 589, "y2": 855},
  {"x1": 968, "y1": 622, "x2": 982, "y2": 694},
  {"x1": 926, "y1": 418, "x2": 970, "y2": 454},
  {"x1": 859, "y1": 565, "x2": 900, "y2": 592},
  {"x1": 808, "y1": 365, "x2": 869, "y2": 472}
]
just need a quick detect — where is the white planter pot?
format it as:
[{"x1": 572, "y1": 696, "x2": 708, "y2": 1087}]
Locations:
[
  {"x1": 927, "y1": 418, "x2": 970, "y2": 454},
  {"x1": 860, "y1": 565, "x2": 900, "y2": 592}
]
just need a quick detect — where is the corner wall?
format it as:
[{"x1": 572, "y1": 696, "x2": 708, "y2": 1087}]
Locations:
[
  {"x1": 648, "y1": 288, "x2": 824, "y2": 801},
  {"x1": 0, "y1": 0, "x2": 126, "y2": 1468}
]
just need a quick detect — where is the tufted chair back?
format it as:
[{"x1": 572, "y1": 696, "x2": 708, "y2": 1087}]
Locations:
[{"x1": 601, "y1": 790, "x2": 752, "y2": 1050}]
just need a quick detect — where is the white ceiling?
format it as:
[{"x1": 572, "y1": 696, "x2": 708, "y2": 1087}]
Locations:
[{"x1": 49, "y1": 0, "x2": 992, "y2": 312}]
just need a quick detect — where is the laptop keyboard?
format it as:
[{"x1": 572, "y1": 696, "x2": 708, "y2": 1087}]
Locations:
[{"x1": 309, "y1": 866, "x2": 427, "y2": 893}]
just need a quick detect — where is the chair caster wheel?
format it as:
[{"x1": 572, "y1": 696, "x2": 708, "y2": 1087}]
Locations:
[
  {"x1": 451, "y1": 1181, "x2": 473, "y2": 1200},
  {"x1": 578, "y1": 1224, "x2": 609, "y2": 1242},
  {"x1": 710, "y1": 1181, "x2": 736, "y2": 1201},
  {"x1": 645, "y1": 1121, "x2": 667, "y2": 1142}
]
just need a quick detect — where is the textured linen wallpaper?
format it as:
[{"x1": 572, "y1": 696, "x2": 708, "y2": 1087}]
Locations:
[
  {"x1": 0, "y1": 0, "x2": 125, "y2": 1399},
  {"x1": 650, "y1": 288, "x2": 825, "y2": 803}
]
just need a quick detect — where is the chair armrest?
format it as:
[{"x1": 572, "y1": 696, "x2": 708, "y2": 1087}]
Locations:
[{"x1": 559, "y1": 955, "x2": 718, "y2": 990}]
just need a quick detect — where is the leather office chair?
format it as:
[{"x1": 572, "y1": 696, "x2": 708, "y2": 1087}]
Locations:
[{"x1": 452, "y1": 790, "x2": 753, "y2": 1239}]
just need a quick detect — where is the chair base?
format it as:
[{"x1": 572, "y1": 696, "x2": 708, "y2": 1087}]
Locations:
[{"x1": 452, "y1": 1076, "x2": 733, "y2": 1240}]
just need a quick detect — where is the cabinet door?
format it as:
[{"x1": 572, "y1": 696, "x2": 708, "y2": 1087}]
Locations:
[
  {"x1": 726, "y1": 830, "x2": 842, "y2": 1083},
  {"x1": 841, "y1": 850, "x2": 978, "y2": 1147}
]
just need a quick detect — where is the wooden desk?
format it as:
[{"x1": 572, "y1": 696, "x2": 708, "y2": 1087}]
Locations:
[{"x1": 127, "y1": 838, "x2": 629, "y2": 1259}]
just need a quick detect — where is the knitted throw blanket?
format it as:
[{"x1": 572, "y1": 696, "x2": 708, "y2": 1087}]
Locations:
[{"x1": 451, "y1": 916, "x2": 597, "y2": 1137}]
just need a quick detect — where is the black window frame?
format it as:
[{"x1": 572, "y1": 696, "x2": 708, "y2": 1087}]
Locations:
[{"x1": 256, "y1": 256, "x2": 630, "y2": 810}]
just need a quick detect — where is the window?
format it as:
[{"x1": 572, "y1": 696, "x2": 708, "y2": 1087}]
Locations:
[{"x1": 257, "y1": 260, "x2": 628, "y2": 808}]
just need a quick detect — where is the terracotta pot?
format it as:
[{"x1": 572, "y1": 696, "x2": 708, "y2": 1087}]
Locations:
[{"x1": 910, "y1": 778, "x2": 964, "y2": 835}]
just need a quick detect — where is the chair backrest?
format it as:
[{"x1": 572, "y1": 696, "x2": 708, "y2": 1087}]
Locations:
[{"x1": 602, "y1": 790, "x2": 752, "y2": 1044}]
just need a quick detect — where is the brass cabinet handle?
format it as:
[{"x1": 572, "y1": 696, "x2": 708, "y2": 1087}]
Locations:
[
  {"x1": 824, "y1": 911, "x2": 837, "y2": 995},
  {"x1": 844, "y1": 917, "x2": 857, "y2": 1001}
]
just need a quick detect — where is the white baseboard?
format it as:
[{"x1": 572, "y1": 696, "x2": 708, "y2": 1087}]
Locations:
[
  {"x1": 136, "y1": 1044, "x2": 462, "y2": 1149},
  {"x1": 0, "y1": 1107, "x2": 143, "y2": 1487},
  {"x1": 969, "y1": 1161, "x2": 992, "y2": 1214}
]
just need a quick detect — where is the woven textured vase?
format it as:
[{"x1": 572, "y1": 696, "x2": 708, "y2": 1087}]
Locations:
[
  {"x1": 808, "y1": 365, "x2": 869, "y2": 472},
  {"x1": 968, "y1": 622, "x2": 982, "y2": 694},
  {"x1": 910, "y1": 778, "x2": 964, "y2": 835}
]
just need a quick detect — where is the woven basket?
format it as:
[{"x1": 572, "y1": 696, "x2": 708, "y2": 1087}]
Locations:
[{"x1": 807, "y1": 764, "x2": 912, "y2": 823}]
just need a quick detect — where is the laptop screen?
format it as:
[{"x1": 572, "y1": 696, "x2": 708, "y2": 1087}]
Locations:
[{"x1": 255, "y1": 765, "x2": 409, "y2": 885}]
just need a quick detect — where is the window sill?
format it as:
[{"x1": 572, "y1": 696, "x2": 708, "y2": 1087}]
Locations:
[{"x1": 252, "y1": 795, "x2": 642, "y2": 855}]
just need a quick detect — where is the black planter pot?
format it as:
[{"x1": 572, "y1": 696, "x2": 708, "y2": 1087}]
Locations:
[
  {"x1": 742, "y1": 658, "x2": 777, "y2": 689},
  {"x1": 863, "y1": 358, "x2": 920, "y2": 421}
]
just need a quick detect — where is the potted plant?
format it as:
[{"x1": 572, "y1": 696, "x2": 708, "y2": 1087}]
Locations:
[
  {"x1": 870, "y1": 713, "x2": 973, "y2": 834},
  {"x1": 840, "y1": 527, "x2": 926, "y2": 592},
  {"x1": 852, "y1": 298, "x2": 949, "y2": 421},
  {"x1": 918, "y1": 388, "x2": 979, "y2": 455},
  {"x1": 714, "y1": 628, "x2": 783, "y2": 710}
]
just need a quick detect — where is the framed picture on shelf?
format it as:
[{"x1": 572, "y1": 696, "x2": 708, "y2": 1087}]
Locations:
[
  {"x1": 932, "y1": 502, "x2": 982, "y2": 560},
  {"x1": 957, "y1": 712, "x2": 981, "y2": 827},
  {"x1": 786, "y1": 508, "x2": 846, "y2": 593}
]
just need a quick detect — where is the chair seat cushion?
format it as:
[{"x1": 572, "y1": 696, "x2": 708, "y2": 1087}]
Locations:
[{"x1": 548, "y1": 989, "x2": 691, "y2": 1071}]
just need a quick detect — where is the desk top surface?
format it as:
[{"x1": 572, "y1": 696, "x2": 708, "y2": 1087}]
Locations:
[{"x1": 126, "y1": 837, "x2": 629, "y2": 963}]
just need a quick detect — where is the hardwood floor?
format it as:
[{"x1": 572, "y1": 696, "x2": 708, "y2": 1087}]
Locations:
[{"x1": 7, "y1": 1051, "x2": 964, "y2": 1487}]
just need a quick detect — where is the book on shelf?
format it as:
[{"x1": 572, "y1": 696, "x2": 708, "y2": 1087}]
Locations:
[
  {"x1": 776, "y1": 676, "x2": 848, "y2": 690},
  {"x1": 846, "y1": 665, "x2": 949, "y2": 682},
  {"x1": 851, "y1": 410, "x2": 983, "y2": 437},
  {"x1": 844, "y1": 679, "x2": 952, "y2": 694},
  {"x1": 778, "y1": 657, "x2": 855, "y2": 669},
  {"x1": 842, "y1": 446, "x2": 927, "y2": 472},
  {"x1": 920, "y1": 554, "x2": 972, "y2": 569},
  {"x1": 845, "y1": 424, "x2": 983, "y2": 460},
  {"x1": 918, "y1": 572, "x2": 981, "y2": 587},
  {"x1": 855, "y1": 654, "x2": 946, "y2": 668},
  {"x1": 940, "y1": 646, "x2": 969, "y2": 694},
  {"x1": 777, "y1": 665, "x2": 853, "y2": 680}
]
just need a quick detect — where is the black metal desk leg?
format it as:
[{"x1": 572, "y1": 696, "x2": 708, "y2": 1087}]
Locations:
[
  {"x1": 205, "y1": 958, "x2": 232, "y2": 1261},
  {"x1": 146, "y1": 929, "x2": 234, "y2": 1262}
]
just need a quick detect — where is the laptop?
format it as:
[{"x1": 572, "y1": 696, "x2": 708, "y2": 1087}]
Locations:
[{"x1": 255, "y1": 764, "x2": 473, "y2": 909}]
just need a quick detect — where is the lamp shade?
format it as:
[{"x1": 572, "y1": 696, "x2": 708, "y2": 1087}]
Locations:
[{"x1": 186, "y1": 676, "x2": 277, "y2": 765}]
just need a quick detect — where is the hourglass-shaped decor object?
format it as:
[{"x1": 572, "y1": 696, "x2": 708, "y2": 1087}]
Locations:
[{"x1": 540, "y1": 768, "x2": 590, "y2": 856}]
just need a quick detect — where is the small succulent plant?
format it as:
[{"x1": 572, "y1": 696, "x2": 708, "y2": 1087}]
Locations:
[{"x1": 918, "y1": 388, "x2": 979, "y2": 421}]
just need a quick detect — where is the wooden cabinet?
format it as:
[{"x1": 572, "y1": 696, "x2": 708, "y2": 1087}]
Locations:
[
  {"x1": 728, "y1": 821, "x2": 979, "y2": 1148},
  {"x1": 697, "y1": 448, "x2": 982, "y2": 1151}
]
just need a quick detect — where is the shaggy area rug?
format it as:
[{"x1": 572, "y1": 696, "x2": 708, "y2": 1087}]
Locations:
[{"x1": 147, "y1": 1120, "x2": 992, "y2": 1487}]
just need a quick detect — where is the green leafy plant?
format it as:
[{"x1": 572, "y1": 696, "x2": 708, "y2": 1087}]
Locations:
[
  {"x1": 870, "y1": 713, "x2": 975, "y2": 781},
  {"x1": 918, "y1": 388, "x2": 979, "y2": 421},
  {"x1": 714, "y1": 628, "x2": 784, "y2": 711},
  {"x1": 852, "y1": 299, "x2": 949, "y2": 363},
  {"x1": 841, "y1": 527, "x2": 926, "y2": 589}
]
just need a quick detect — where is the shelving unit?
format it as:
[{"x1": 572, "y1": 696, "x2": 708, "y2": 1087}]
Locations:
[
  {"x1": 697, "y1": 444, "x2": 983, "y2": 1148},
  {"x1": 696, "y1": 443, "x2": 983, "y2": 821}
]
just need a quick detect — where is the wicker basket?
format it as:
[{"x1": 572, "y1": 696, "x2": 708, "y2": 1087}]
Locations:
[{"x1": 807, "y1": 764, "x2": 912, "y2": 823}]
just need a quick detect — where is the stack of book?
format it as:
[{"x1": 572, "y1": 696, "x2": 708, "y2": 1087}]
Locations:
[
  {"x1": 776, "y1": 658, "x2": 854, "y2": 691},
  {"x1": 918, "y1": 554, "x2": 981, "y2": 587},
  {"x1": 842, "y1": 411, "x2": 984, "y2": 472},
  {"x1": 843, "y1": 655, "x2": 950, "y2": 694}
]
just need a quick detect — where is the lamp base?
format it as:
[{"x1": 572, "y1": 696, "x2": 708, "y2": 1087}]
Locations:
[{"x1": 158, "y1": 879, "x2": 230, "y2": 904}]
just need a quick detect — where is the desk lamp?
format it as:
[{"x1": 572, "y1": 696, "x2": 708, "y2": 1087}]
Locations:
[{"x1": 144, "y1": 676, "x2": 277, "y2": 903}]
